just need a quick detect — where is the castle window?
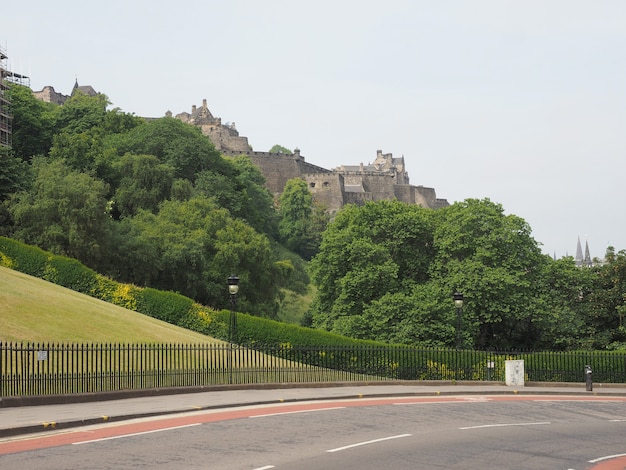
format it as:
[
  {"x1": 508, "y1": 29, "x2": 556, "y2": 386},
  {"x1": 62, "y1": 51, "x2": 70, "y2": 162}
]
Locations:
[
  {"x1": 310, "y1": 182, "x2": 316, "y2": 188},
  {"x1": 323, "y1": 182, "x2": 330, "y2": 187}
]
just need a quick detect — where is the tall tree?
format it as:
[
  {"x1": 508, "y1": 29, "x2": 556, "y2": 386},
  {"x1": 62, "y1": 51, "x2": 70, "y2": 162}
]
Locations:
[
  {"x1": 7, "y1": 84, "x2": 57, "y2": 160},
  {"x1": 278, "y1": 178, "x2": 316, "y2": 258},
  {"x1": 112, "y1": 154, "x2": 174, "y2": 218},
  {"x1": 110, "y1": 117, "x2": 226, "y2": 181},
  {"x1": 309, "y1": 200, "x2": 434, "y2": 333},
  {"x1": 55, "y1": 92, "x2": 109, "y2": 134},
  {"x1": 430, "y1": 198, "x2": 548, "y2": 349},
  {"x1": 585, "y1": 247, "x2": 626, "y2": 349},
  {"x1": 115, "y1": 197, "x2": 283, "y2": 317},
  {"x1": 8, "y1": 158, "x2": 113, "y2": 270}
]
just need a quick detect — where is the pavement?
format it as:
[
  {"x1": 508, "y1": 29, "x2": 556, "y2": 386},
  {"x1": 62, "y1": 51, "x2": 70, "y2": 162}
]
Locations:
[{"x1": 1, "y1": 381, "x2": 626, "y2": 438}]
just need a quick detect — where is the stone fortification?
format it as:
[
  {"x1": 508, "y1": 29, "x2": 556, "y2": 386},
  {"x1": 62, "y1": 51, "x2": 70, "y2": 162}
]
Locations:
[
  {"x1": 32, "y1": 80, "x2": 98, "y2": 105},
  {"x1": 181, "y1": 100, "x2": 448, "y2": 212},
  {"x1": 170, "y1": 99, "x2": 250, "y2": 153}
]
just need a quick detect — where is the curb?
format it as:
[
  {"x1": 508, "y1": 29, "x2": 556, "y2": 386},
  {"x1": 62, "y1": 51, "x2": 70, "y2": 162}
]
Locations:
[{"x1": 1, "y1": 381, "x2": 624, "y2": 439}]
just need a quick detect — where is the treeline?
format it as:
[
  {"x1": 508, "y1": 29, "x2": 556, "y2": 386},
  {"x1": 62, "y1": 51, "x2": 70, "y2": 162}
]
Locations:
[
  {"x1": 2, "y1": 84, "x2": 625, "y2": 351},
  {"x1": 0, "y1": 85, "x2": 314, "y2": 318},
  {"x1": 308, "y1": 199, "x2": 626, "y2": 351}
]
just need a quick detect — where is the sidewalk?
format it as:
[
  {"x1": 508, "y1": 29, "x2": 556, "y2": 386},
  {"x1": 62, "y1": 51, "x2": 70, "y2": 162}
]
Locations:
[{"x1": 2, "y1": 381, "x2": 625, "y2": 438}]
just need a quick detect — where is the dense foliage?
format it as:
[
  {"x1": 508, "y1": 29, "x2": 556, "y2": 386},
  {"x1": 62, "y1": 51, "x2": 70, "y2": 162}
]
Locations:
[
  {"x1": 3, "y1": 84, "x2": 624, "y2": 351},
  {"x1": 310, "y1": 199, "x2": 626, "y2": 351},
  {"x1": 2, "y1": 85, "x2": 309, "y2": 318}
]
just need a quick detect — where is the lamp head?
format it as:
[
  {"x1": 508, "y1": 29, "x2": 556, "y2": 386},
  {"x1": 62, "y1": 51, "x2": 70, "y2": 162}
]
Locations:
[
  {"x1": 452, "y1": 291, "x2": 464, "y2": 308},
  {"x1": 228, "y1": 275, "x2": 240, "y2": 295}
]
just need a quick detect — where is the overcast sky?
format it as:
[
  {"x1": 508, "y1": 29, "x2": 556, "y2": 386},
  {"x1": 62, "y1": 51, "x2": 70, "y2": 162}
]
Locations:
[{"x1": 4, "y1": 0, "x2": 626, "y2": 258}]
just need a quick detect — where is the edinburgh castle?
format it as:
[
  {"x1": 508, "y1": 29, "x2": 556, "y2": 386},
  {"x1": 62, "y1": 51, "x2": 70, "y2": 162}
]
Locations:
[
  {"x1": 5, "y1": 57, "x2": 449, "y2": 213},
  {"x1": 170, "y1": 99, "x2": 449, "y2": 213}
]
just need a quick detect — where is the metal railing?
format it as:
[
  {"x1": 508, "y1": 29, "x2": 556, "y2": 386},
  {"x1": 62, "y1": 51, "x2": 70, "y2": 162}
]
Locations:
[{"x1": 1, "y1": 342, "x2": 625, "y2": 397}]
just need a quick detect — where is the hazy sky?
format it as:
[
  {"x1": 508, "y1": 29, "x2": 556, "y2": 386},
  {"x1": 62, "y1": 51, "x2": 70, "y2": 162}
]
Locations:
[{"x1": 4, "y1": 1, "x2": 625, "y2": 257}]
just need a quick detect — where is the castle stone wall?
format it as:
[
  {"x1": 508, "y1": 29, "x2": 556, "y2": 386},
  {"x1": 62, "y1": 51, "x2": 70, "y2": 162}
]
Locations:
[
  {"x1": 303, "y1": 173, "x2": 345, "y2": 213},
  {"x1": 175, "y1": 100, "x2": 448, "y2": 212}
]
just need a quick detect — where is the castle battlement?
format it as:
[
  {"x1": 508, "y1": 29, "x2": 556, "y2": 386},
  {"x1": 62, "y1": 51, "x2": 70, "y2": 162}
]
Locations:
[{"x1": 174, "y1": 100, "x2": 448, "y2": 211}]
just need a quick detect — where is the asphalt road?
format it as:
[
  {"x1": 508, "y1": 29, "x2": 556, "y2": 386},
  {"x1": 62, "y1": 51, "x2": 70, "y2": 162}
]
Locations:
[{"x1": 1, "y1": 394, "x2": 625, "y2": 469}]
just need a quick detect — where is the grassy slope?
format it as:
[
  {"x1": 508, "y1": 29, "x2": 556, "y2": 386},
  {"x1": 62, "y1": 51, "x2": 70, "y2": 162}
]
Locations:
[{"x1": 0, "y1": 266, "x2": 219, "y2": 344}]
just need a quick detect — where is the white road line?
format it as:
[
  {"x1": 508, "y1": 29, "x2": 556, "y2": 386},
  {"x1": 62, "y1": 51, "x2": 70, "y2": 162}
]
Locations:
[
  {"x1": 250, "y1": 407, "x2": 346, "y2": 418},
  {"x1": 459, "y1": 422, "x2": 550, "y2": 430},
  {"x1": 589, "y1": 453, "x2": 626, "y2": 463},
  {"x1": 609, "y1": 419, "x2": 626, "y2": 422},
  {"x1": 71, "y1": 423, "x2": 202, "y2": 445},
  {"x1": 327, "y1": 434, "x2": 412, "y2": 453},
  {"x1": 252, "y1": 466, "x2": 275, "y2": 470}
]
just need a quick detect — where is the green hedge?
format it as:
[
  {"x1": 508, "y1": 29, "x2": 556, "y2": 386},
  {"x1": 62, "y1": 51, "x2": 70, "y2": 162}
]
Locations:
[
  {"x1": 43, "y1": 256, "x2": 100, "y2": 294},
  {"x1": 136, "y1": 288, "x2": 194, "y2": 324},
  {"x1": 0, "y1": 237, "x2": 49, "y2": 277},
  {"x1": 2, "y1": 236, "x2": 625, "y2": 383},
  {"x1": 230, "y1": 310, "x2": 382, "y2": 348}
]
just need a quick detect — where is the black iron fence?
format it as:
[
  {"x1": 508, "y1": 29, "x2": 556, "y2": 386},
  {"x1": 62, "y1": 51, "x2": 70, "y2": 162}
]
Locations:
[{"x1": 1, "y1": 342, "x2": 625, "y2": 397}]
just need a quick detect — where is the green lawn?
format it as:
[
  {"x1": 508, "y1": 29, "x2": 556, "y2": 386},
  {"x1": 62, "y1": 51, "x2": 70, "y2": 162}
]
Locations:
[{"x1": 0, "y1": 266, "x2": 219, "y2": 344}]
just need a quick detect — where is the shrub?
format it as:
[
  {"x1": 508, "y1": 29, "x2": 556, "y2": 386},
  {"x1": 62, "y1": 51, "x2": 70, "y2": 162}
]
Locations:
[
  {"x1": 0, "y1": 237, "x2": 48, "y2": 277},
  {"x1": 43, "y1": 255, "x2": 99, "y2": 294},
  {"x1": 136, "y1": 287, "x2": 194, "y2": 325}
]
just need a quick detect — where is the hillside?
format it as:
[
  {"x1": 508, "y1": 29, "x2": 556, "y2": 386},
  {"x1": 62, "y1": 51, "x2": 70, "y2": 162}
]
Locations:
[{"x1": 0, "y1": 266, "x2": 219, "y2": 344}]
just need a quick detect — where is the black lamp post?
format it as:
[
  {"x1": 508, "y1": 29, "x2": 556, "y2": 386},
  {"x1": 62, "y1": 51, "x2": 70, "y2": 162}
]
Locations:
[
  {"x1": 227, "y1": 275, "x2": 240, "y2": 344},
  {"x1": 452, "y1": 292, "x2": 464, "y2": 349}
]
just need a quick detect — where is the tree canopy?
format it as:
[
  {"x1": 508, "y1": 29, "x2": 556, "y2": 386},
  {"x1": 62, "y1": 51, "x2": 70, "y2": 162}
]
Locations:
[
  {"x1": 3, "y1": 91, "x2": 305, "y2": 320},
  {"x1": 309, "y1": 198, "x2": 623, "y2": 350},
  {"x1": 4, "y1": 87, "x2": 624, "y2": 350}
]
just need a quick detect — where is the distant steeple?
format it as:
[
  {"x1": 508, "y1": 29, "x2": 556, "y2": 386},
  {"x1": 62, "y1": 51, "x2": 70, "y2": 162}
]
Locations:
[
  {"x1": 584, "y1": 240, "x2": 592, "y2": 267},
  {"x1": 575, "y1": 237, "x2": 583, "y2": 267},
  {"x1": 575, "y1": 237, "x2": 592, "y2": 267}
]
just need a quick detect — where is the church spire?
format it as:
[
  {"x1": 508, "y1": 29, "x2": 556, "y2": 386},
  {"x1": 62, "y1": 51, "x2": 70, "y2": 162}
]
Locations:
[
  {"x1": 584, "y1": 240, "x2": 592, "y2": 267},
  {"x1": 575, "y1": 237, "x2": 583, "y2": 267}
]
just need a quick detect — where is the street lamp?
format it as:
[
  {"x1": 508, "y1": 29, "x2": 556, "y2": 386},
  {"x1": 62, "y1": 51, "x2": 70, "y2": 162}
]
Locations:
[
  {"x1": 452, "y1": 291, "x2": 464, "y2": 349},
  {"x1": 227, "y1": 275, "x2": 239, "y2": 344}
]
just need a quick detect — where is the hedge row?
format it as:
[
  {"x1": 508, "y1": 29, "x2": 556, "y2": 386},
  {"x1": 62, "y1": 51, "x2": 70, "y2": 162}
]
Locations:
[
  {"x1": 0, "y1": 236, "x2": 379, "y2": 348},
  {"x1": 0, "y1": 236, "x2": 222, "y2": 338},
  {"x1": 3, "y1": 236, "x2": 625, "y2": 383}
]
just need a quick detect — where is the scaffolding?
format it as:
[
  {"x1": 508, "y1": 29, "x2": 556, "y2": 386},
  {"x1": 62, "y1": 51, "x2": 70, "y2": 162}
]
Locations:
[{"x1": 1, "y1": 45, "x2": 30, "y2": 148}]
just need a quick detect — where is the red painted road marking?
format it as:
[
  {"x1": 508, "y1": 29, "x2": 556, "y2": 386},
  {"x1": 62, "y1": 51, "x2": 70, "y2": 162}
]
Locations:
[
  {"x1": 587, "y1": 454, "x2": 626, "y2": 470},
  {"x1": 1, "y1": 395, "x2": 625, "y2": 456}
]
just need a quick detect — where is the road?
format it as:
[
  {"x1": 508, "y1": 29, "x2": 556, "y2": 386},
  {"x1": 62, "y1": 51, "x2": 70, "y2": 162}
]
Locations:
[{"x1": 1, "y1": 395, "x2": 625, "y2": 469}]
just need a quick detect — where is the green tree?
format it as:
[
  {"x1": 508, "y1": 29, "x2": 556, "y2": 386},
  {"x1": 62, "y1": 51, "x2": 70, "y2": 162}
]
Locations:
[
  {"x1": 278, "y1": 179, "x2": 317, "y2": 258},
  {"x1": 0, "y1": 147, "x2": 30, "y2": 201},
  {"x1": 309, "y1": 200, "x2": 434, "y2": 334},
  {"x1": 7, "y1": 83, "x2": 57, "y2": 160},
  {"x1": 230, "y1": 155, "x2": 278, "y2": 237},
  {"x1": 55, "y1": 92, "x2": 109, "y2": 134},
  {"x1": 269, "y1": 144, "x2": 292, "y2": 154},
  {"x1": 532, "y1": 256, "x2": 593, "y2": 350},
  {"x1": 112, "y1": 154, "x2": 174, "y2": 218},
  {"x1": 8, "y1": 158, "x2": 113, "y2": 270},
  {"x1": 111, "y1": 117, "x2": 226, "y2": 181},
  {"x1": 585, "y1": 247, "x2": 626, "y2": 349},
  {"x1": 430, "y1": 199, "x2": 547, "y2": 349},
  {"x1": 115, "y1": 197, "x2": 283, "y2": 317}
]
